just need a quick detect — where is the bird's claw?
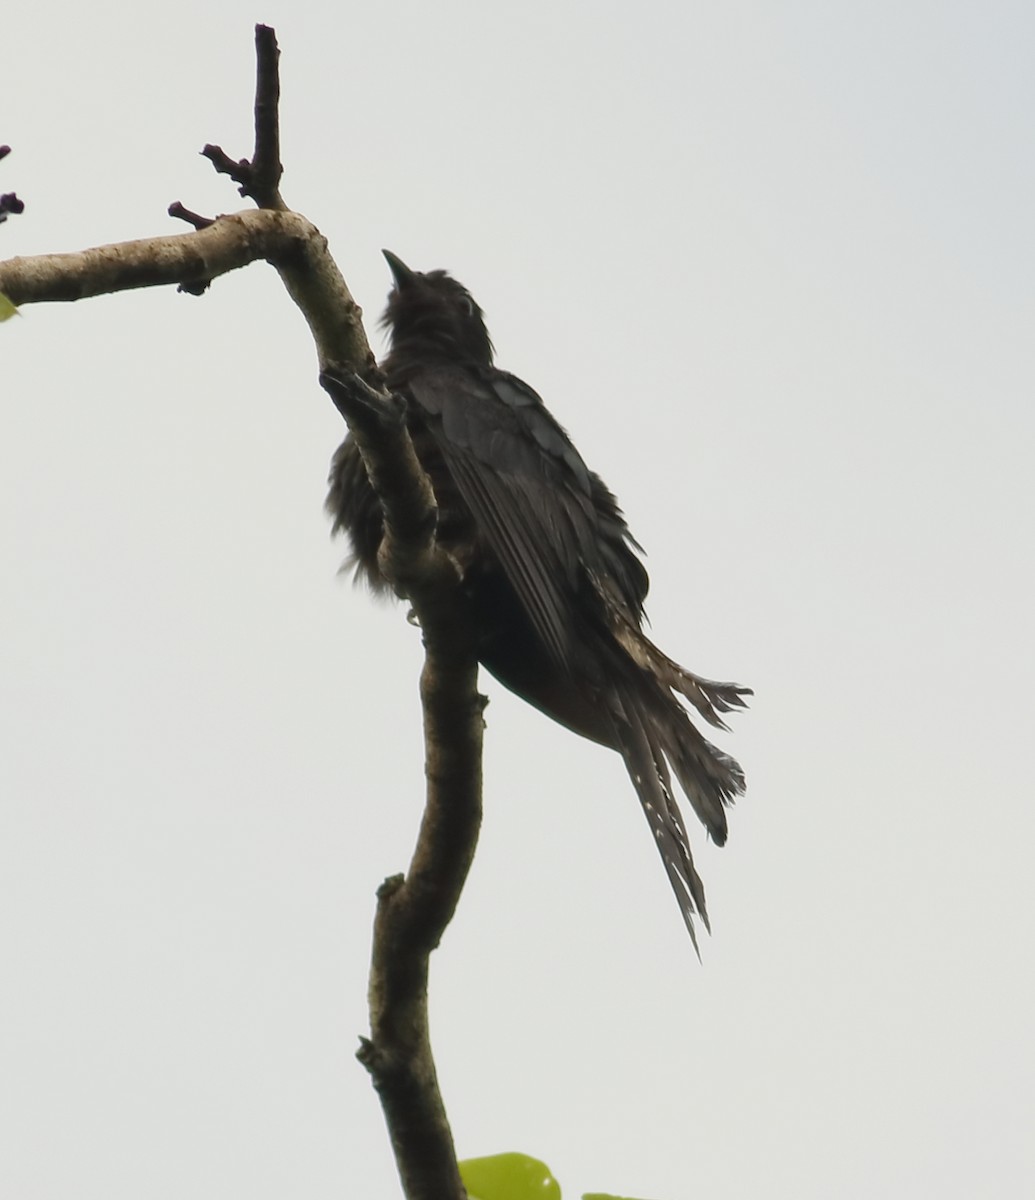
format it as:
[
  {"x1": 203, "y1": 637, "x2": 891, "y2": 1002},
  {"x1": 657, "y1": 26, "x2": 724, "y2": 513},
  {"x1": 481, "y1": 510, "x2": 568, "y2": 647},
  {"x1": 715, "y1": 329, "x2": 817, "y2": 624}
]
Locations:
[{"x1": 320, "y1": 368, "x2": 404, "y2": 430}]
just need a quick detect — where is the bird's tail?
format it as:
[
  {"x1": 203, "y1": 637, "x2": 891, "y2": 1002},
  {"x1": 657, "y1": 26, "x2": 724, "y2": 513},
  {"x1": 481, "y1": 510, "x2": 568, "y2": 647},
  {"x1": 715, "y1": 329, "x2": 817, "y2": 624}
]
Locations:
[
  {"x1": 605, "y1": 618, "x2": 750, "y2": 950},
  {"x1": 614, "y1": 618, "x2": 751, "y2": 732},
  {"x1": 612, "y1": 703, "x2": 710, "y2": 953}
]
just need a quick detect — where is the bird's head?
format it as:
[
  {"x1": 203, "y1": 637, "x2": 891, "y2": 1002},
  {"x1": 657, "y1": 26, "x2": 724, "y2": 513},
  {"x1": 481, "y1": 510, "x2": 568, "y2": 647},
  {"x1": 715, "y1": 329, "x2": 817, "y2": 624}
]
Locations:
[{"x1": 380, "y1": 250, "x2": 495, "y2": 367}]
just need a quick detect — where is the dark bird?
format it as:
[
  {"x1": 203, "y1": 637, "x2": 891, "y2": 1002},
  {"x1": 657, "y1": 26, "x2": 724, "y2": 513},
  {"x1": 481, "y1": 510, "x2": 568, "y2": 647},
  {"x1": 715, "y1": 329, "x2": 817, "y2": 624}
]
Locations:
[{"x1": 327, "y1": 251, "x2": 750, "y2": 949}]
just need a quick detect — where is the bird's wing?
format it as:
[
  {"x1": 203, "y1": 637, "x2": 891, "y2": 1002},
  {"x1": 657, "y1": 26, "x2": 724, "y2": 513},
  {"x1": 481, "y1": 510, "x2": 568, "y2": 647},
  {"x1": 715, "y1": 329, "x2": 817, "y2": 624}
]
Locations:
[{"x1": 407, "y1": 365, "x2": 626, "y2": 673}]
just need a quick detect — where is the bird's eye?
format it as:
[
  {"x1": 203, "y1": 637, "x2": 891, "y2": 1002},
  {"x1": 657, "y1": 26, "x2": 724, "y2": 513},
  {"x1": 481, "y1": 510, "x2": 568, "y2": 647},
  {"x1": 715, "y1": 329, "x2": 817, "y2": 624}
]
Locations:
[{"x1": 458, "y1": 294, "x2": 476, "y2": 318}]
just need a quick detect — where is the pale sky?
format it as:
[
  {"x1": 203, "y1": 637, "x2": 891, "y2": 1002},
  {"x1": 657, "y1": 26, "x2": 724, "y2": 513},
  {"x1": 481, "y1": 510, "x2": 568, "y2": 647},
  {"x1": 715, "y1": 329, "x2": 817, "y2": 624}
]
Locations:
[{"x1": 3, "y1": 3, "x2": 1033, "y2": 1197}]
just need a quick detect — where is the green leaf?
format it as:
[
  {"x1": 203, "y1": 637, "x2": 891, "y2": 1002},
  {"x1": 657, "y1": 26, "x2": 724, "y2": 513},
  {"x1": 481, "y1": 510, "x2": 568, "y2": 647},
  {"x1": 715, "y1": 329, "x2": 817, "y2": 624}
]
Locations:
[
  {"x1": 583, "y1": 1194, "x2": 659, "y2": 1200},
  {"x1": 0, "y1": 292, "x2": 20, "y2": 321},
  {"x1": 459, "y1": 1152, "x2": 562, "y2": 1200}
]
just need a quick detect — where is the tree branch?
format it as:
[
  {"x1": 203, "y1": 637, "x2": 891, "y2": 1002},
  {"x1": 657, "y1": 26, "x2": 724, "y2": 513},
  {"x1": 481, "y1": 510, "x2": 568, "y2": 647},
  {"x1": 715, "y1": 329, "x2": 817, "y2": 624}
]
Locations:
[
  {"x1": 321, "y1": 368, "x2": 483, "y2": 1200},
  {"x1": 0, "y1": 22, "x2": 483, "y2": 1200},
  {"x1": 201, "y1": 24, "x2": 285, "y2": 210},
  {"x1": 0, "y1": 210, "x2": 371, "y2": 375}
]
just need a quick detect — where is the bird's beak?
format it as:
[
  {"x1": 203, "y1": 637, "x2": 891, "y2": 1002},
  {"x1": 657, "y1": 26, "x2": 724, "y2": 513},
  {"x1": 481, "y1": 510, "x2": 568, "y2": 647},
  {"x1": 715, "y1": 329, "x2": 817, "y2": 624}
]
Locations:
[{"x1": 382, "y1": 249, "x2": 417, "y2": 291}]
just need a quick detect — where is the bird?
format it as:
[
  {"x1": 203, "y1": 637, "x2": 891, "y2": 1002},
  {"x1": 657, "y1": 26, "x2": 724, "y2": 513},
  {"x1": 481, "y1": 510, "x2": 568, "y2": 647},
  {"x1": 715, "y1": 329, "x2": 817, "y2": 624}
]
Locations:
[{"x1": 326, "y1": 250, "x2": 750, "y2": 950}]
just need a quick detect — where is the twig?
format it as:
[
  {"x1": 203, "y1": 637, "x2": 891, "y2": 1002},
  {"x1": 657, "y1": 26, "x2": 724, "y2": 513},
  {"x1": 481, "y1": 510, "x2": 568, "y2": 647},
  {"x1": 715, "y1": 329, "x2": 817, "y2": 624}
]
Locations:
[
  {"x1": 1, "y1": 145, "x2": 24, "y2": 223},
  {"x1": 167, "y1": 202, "x2": 215, "y2": 231},
  {"x1": 201, "y1": 24, "x2": 285, "y2": 210},
  {"x1": 250, "y1": 24, "x2": 283, "y2": 206}
]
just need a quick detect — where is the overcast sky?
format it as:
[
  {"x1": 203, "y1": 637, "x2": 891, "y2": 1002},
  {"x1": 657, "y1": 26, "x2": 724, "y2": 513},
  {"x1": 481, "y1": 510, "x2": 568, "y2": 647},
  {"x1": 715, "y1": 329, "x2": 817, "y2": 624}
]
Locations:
[{"x1": 3, "y1": 3, "x2": 1033, "y2": 1197}]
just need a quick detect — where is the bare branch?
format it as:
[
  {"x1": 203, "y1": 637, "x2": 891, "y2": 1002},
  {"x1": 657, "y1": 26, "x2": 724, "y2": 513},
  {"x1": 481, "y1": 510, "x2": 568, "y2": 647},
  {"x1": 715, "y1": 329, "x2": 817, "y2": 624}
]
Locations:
[
  {"x1": 0, "y1": 217, "x2": 251, "y2": 302},
  {"x1": 1, "y1": 24, "x2": 484, "y2": 1200},
  {"x1": 201, "y1": 24, "x2": 285, "y2": 210},
  {"x1": 167, "y1": 201, "x2": 215, "y2": 231},
  {"x1": 186, "y1": 25, "x2": 284, "y2": 295},
  {"x1": 250, "y1": 24, "x2": 284, "y2": 207},
  {"x1": 0, "y1": 210, "x2": 371, "y2": 376},
  {"x1": 201, "y1": 144, "x2": 252, "y2": 192},
  {"x1": 361, "y1": 593, "x2": 483, "y2": 1200},
  {"x1": 320, "y1": 370, "x2": 484, "y2": 1200}
]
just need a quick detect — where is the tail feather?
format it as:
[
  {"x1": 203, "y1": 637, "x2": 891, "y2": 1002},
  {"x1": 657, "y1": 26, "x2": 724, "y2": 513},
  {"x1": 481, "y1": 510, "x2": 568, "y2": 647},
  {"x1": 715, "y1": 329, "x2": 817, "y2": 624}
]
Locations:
[
  {"x1": 614, "y1": 705, "x2": 710, "y2": 956},
  {"x1": 609, "y1": 648, "x2": 748, "y2": 948},
  {"x1": 623, "y1": 625, "x2": 751, "y2": 731},
  {"x1": 668, "y1": 660, "x2": 752, "y2": 730},
  {"x1": 594, "y1": 569, "x2": 751, "y2": 731},
  {"x1": 651, "y1": 689, "x2": 745, "y2": 845}
]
